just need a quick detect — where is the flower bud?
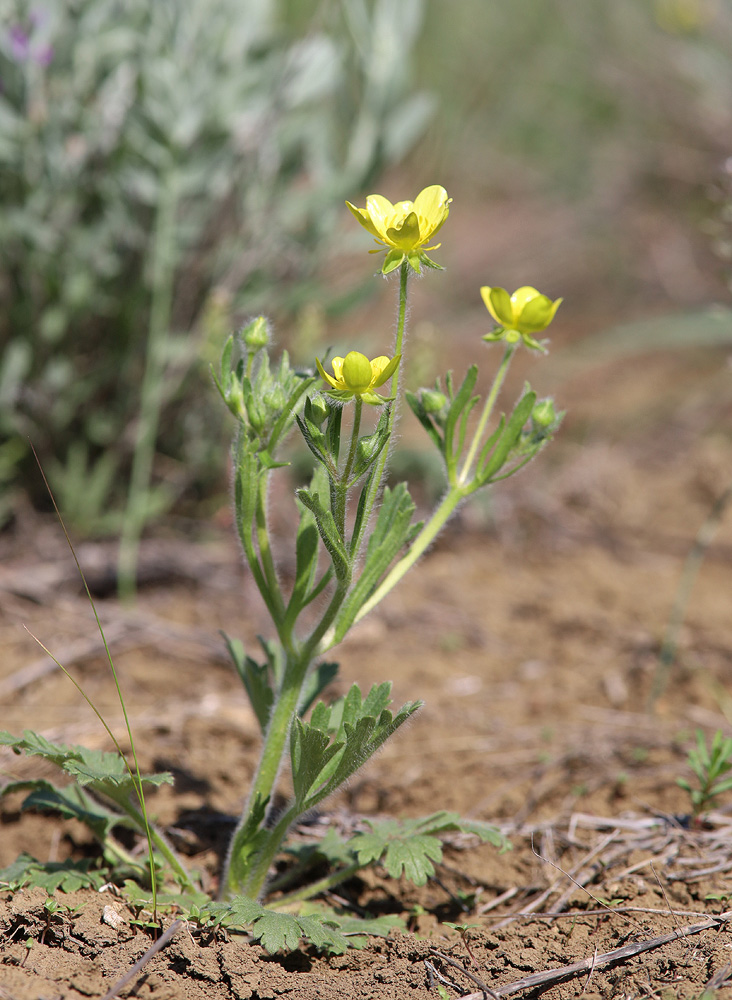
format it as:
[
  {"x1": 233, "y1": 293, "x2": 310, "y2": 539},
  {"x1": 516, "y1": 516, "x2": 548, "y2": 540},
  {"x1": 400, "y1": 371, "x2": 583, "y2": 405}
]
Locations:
[
  {"x1": 531, "y1": 399, "x2": 558, "y2": 430},
  {"x1": 241, "y1": 316, "x2": 269, "y2": 351},
  {"x1": 309, "y1": 395, "x2": 330, "y2": 425},
  {"x1": 264, "y1": 385, "x2": 286, "y2": 412},
  {"x1": 420, "y1": 389, "x2": 447, "y2": 414}
]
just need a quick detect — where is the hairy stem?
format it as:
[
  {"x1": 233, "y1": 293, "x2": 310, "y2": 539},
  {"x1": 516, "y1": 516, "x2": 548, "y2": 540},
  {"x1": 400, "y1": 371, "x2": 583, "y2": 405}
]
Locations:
[
  {"x1": 457, "y1": 344, "x2": 515, "y2": 486},
  {"x1": 349, "y1": 262, "x2": 409, "y2": 557}
]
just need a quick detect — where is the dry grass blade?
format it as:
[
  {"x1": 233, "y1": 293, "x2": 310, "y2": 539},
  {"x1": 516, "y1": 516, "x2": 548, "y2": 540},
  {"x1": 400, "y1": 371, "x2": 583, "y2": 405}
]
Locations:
[
  {"x1": 99, "y1": 920, "x2": 184, "y2": 1000},
  {"x1": 459, "y1": 910, "x2": 732, "y2": 1000}
]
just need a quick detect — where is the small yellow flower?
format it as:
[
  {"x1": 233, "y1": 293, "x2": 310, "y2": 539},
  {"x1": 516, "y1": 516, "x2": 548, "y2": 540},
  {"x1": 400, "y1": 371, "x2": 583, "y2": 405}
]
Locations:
[
  {"x1": 480, "y1": 285, "x2": 563, "y2": 352},
  {"x1": 316, "y1": 351, "x2": 401, "y2": 405},
  {"x1": 346, "y1": 185, "x2": 451, "y2": 274}
]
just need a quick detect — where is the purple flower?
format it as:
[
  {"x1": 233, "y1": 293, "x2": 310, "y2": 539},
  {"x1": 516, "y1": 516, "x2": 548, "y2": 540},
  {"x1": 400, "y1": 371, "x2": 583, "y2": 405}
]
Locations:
[
  {"x1": 8, "y1": 25, "x2": 30, "y2": 61},
  {"x1": 6, "y1": 18, "x2": 53, "y2": 67}
]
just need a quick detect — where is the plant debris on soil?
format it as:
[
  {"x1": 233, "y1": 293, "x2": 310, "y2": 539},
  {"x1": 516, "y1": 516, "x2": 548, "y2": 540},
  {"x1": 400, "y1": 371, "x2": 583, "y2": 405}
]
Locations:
[{"x1": 3, "y1": 330, "x2": 732, "y2": 998}]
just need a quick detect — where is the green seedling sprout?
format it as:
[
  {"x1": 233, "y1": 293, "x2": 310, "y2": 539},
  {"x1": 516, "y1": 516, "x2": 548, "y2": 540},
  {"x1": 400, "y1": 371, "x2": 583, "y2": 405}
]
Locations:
[
  {"x1": 3, "y1": 185, "x2": 560, "y2": 953},
  {"x1": 678, "y1": 729, "x2": 732, "y2": 822}
]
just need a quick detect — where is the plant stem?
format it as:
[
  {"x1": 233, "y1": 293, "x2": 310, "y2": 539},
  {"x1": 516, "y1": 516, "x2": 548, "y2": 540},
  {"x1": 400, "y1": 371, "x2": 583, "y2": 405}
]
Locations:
[
  {"x1": 349, "y1": 262, "x2": 409, "y2": 557},
  {"x1": 334, "y1": 398, "x2": 363, "y2": 538},
  {"x1": 350, "y1": 485, "x2": 465, "y2": 630},
  {"x1": 255, "y1": 474, "x2": 286, "y2": 623},
  {"x1": 270, "y1": 861, "x2": 363, "y2": 908},
  {"x1": 118, "y1": 798, "x2": 196, "y2": 890},
  {"x1": 220, "y1": 647, "x2": 309, "y2": 899},
  {"x1": 117, "y1": 169, "x2": 179, "y2": 601},
  {"x1": 457, "y1": 344, "x2": 515, "y2": 486}
]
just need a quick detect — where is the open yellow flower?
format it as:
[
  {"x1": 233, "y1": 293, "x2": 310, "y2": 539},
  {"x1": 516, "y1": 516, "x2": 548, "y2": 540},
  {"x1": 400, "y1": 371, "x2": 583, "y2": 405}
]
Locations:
[
  {"x1": 346, "y1": 185, "x2": 451, "y2": 274},
  {"x1": 316, "y1": 351, "x2": 400, "y2": 405},
  {"x1": 481, "y1": 285, "x2": 563, "y2": 352}
]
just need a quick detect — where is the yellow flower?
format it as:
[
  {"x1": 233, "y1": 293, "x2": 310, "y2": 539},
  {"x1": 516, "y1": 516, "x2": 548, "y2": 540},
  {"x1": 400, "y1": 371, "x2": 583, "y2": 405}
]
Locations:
[
  {"x1": 346, "y1": 185, "x2": 451, "y2": 274},
  {"x1": 480, "y1": 285, "x2": 563, "y2": 352},
  {"x1": 316, "y1": 351, "x2": 401, "y2": 405}
]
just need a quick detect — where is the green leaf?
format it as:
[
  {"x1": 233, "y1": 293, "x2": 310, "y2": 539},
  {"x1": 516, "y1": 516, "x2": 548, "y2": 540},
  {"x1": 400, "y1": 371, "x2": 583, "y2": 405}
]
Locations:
[
  {"x1": 226, "y1": 793, "x2": 270, "y2": 893},
  {"x1": 287, "y1": 501, "x2": 321, "y2": 619},
  {"x1": 200, "y1": 897, "x2": 352, "y2": 954},
  {"x1": 296, "y1": 489, "x2": 351, "y2": 583},
  {"x1": 0, "y1": 731, "x2": 172, "y2": 804},
  {"x1": 406, "y1": 389, "x2": 443, "y2": 451},
  {"x1": 302, "y1": 693, "x2": 421, "y2": 811},
  {"x1": 3, "y1": 779, "x2": 121, "y2": 842},
  {"x1": 348, "y1": 811, "x2": 508, "y2": 887},
  {"x1": 0, "y1": 854, "x2": 108, "y2": 893},
  {"x1": 443, "y1": 366, "x2": 478, "y2": 477},
  {"x1": 298, "y1": 661, "x2": 339, "y2": 717},
  {"x1": 290, "y1": 718, "x2": 344, "y2": 806},
  {"x1": 223, "y1": 634, "x2": 274, "y2": 732},
  {"x1": 477, "y1": 388, "x2": 536, "y2": 486},
  {"x1": 334, "y1": 484, "x2": 419, "y2": 643},
  {"x1": 351, "y1": 820, "x2": 442, "y2": 885}
]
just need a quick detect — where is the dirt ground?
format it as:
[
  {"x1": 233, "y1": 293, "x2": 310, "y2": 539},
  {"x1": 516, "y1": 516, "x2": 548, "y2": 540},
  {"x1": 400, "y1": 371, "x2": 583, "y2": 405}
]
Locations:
[{"x1": 3, "y1": 218, "x2": 732, "y2": 996}]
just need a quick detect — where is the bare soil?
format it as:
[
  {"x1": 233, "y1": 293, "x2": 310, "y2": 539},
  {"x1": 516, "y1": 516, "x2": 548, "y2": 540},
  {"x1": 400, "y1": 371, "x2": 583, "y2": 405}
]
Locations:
[{"x1": 3, "y1": 258, "x2": 732, "y2": 995}]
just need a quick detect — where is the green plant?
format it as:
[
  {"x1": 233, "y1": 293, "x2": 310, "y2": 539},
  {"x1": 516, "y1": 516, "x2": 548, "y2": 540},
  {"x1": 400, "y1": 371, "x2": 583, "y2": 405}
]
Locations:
[
  {"x1": 1, "y1": 184, "x2": 562, "y2": 952},
  {"x1": 678, "y1": 729, "x2": 732, "y2": 820}
]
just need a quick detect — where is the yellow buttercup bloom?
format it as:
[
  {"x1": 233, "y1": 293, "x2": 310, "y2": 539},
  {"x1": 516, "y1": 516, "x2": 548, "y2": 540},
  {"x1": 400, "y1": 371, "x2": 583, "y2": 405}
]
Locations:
[
  {"x1": 346, "y1": 185, "x2": 451, "y2": 274},
  {"x1": 481, "y1": 285, "x2": 563, "y2": 352},
  {"x1": 316, "y1": 351, "x2": 401, "y2": 405}
]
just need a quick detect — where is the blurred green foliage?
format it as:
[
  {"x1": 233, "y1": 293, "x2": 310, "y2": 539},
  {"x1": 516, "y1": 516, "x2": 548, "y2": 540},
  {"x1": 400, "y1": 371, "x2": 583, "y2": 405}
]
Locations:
[
  {"x1": 0, "y1": 0, "x2": 432, "y2": 531},
  {"x1": 3, "y1": 0, "x2": 732, "y2": 535}
]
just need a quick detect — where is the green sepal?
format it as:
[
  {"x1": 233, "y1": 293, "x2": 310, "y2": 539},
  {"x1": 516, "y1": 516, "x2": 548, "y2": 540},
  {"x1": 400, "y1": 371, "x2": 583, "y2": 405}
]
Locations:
[
  {"x1": 407, "y1": 251, "x2": 422, "y2": 274},
  {"x1": 296, "y1": 489, "x2": 351, "y2": 584},
  {"x1": 382, "y1": 248, "x2": 405, "y2": 274},
  {"x1": 418, "y1": 252, "x2": 444, "y2": 271},
  {"x1": 334, "y1": 483, "x2": 419, "y2": 643},
  {"x1": 476, "y1": 388, "x2": 536, "y2": 486}
]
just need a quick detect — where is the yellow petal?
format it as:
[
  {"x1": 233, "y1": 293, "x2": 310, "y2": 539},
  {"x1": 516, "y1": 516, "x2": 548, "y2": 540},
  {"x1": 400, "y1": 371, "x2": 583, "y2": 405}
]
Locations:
[
  {"x1": 346, "y1": 201, "x2": 381, "y2": 239},
  {"x1": 316, "y1": 356, "x2": 340, "y2": 390},
  {"x1": 413, "y1": 185, "x2": 450, "y2": 237},
  {"x1": 386, "y1": 211, "x2": 421, "y2": 252},
  {"x1": 510, "y1": 286, "x2": 541, "y2": 313},
  {"x1": 365, "y1": 194, "x2": 397, "y2": 240},
  {"x1": 370, "y1": 353, "x2": 401, "y2": 388},
  {"x1": 480, "y1": 286, "x2": 514, "y2": 327},
  {"x1": 341, "y1": 351, "x2": 374, "y2": 392}
]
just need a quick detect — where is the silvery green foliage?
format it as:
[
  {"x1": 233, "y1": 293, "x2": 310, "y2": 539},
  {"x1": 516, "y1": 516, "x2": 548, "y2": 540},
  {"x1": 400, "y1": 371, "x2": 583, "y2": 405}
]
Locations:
[{"x1": 0, "y1": 0, "x2": 432, "y2": 528}]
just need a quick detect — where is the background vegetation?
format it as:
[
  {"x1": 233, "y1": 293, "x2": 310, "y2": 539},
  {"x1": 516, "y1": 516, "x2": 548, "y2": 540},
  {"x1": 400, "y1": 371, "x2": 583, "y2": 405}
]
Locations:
[{"x1": 2, "y1": 0, "x2": 732, "y2": 536}]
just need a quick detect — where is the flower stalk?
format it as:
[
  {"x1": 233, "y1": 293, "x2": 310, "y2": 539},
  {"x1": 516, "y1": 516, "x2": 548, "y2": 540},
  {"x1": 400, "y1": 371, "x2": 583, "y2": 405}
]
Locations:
[{"x1": 215, "y1": 185, "x2": 563, "y2": 907}]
